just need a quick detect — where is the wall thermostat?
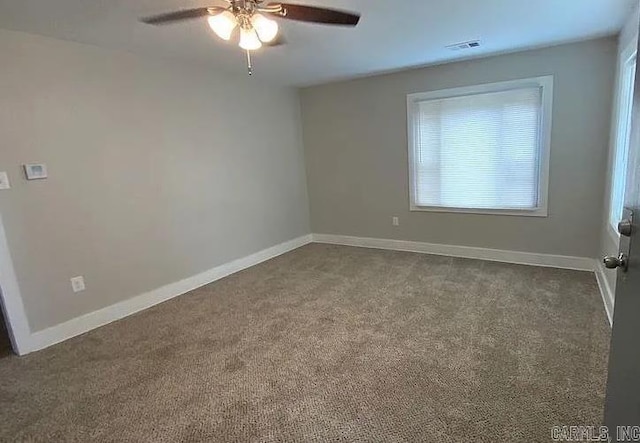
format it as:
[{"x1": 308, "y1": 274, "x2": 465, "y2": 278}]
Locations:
[{"x1": 23, "y1": 164, "x2": 48, "y2": 180}]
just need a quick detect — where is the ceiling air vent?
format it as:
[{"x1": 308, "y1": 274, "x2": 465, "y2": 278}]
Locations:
[{"x1": 446, "y1": 40, "x2": 481, "y2": 51}]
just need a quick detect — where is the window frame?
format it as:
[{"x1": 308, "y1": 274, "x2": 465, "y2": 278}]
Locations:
[
  {"x1": 608, "y1": 42, "x2": 637, "y2": 241},
  {"x1": 406, "y1": 76, "x2": 554, "y2": 217}
]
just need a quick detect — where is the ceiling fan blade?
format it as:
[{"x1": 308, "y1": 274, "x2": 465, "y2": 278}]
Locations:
[
  {"x1": 140, "y1": 7, "x2": 224, "y2": 25},
  {"x1": 267, "y1": 3, "x2": 360, "y2": 26}
]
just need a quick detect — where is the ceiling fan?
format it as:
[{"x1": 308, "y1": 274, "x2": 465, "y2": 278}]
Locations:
[{"x1": 140, "y1": 0, "x2": 361, "y2": 75}]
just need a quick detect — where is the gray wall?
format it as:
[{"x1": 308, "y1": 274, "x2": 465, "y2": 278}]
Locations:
[
  {"x1": 301, "y1": 38, "x2": 616, "y2": 258},
  {"x1": 0, "y1": 30, "x2": 310, "y2": 332}
]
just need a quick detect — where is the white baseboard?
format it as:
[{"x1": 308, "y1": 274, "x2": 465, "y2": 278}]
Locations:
[
  {"x1": 594, "y1": 259, "x2": 615, "y2": 326},
  {"x1": 23, "y1": 234, "x2": 313, "y2": 355},
  {"x1": 312, "y1": 233, "x2": 617, "y2": 326},
  {"x1": 312, "y1": 233, "x2": 595, "y2": 271},
  {"x1": 20, "y1": 232, "x2": 610, "y2": 354}
]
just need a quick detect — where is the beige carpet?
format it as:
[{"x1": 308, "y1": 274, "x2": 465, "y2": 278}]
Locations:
[{"x1": 0, "y1": 244, "x2": 610, "y2": 442}]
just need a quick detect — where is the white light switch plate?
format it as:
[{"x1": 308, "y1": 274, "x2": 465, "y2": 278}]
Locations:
[{"x1": 0, "y1": 172, "x2": 10, "y2": 190}]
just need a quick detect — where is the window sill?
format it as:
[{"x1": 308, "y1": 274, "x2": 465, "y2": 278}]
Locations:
[{"x1": 409, "y1": 205, "x2": 548, "y2": 217}]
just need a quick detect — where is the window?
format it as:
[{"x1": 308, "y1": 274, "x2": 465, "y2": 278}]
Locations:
[
  {"x1": 609, "y1": 45, "x2": 636, "y2": 235},
  {"x1": 407, "y1": 76, "x2": 553, "y2": 216}
]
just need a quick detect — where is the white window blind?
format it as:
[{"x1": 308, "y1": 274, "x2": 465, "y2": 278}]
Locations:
[
  {"x1": 609, "y1": 47, "x2": 636, "y2": 233},
  {"x1": 408, "y1": 77, "x2": 551, "y2": 215}
]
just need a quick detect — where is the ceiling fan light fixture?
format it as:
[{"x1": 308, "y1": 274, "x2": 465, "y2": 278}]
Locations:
[
  {"x1": 239, "y1": 27, "x2": 262, "y2": 50},
  {"x1": 251, "y1": 13, "x2": 279, "y2": 43},
  {"x1": 207, "y1": 10, "x2": 237, "y2": 41},
  {"x1": 141, "y1": 2, "x2": 361, "y2": 75}
]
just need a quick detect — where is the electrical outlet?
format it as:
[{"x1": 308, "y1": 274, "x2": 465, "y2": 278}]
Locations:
[
  {"x1": 70, "y1": 276, "x2": 86, "y2": 293},
  {"x1": 392, "y1": 216, "x2": 400, "y2": 226},
  {"x1": 0, "y1": 172, "x2": 10, "y2": 190}
]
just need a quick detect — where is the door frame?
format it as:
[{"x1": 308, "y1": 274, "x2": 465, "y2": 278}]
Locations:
[{"x1": 0, "y1": 213, "x2": 31, "y2": 355}]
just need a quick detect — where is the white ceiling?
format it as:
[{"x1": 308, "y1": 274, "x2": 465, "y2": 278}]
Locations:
[{"x1": 0, "y1": 0, "x2": 635, "y2": 86}]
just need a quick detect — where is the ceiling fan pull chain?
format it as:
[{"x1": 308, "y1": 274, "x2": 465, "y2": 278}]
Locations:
[{"x1": 246, "y1": 50, "x2": 253, "y2": 76}]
